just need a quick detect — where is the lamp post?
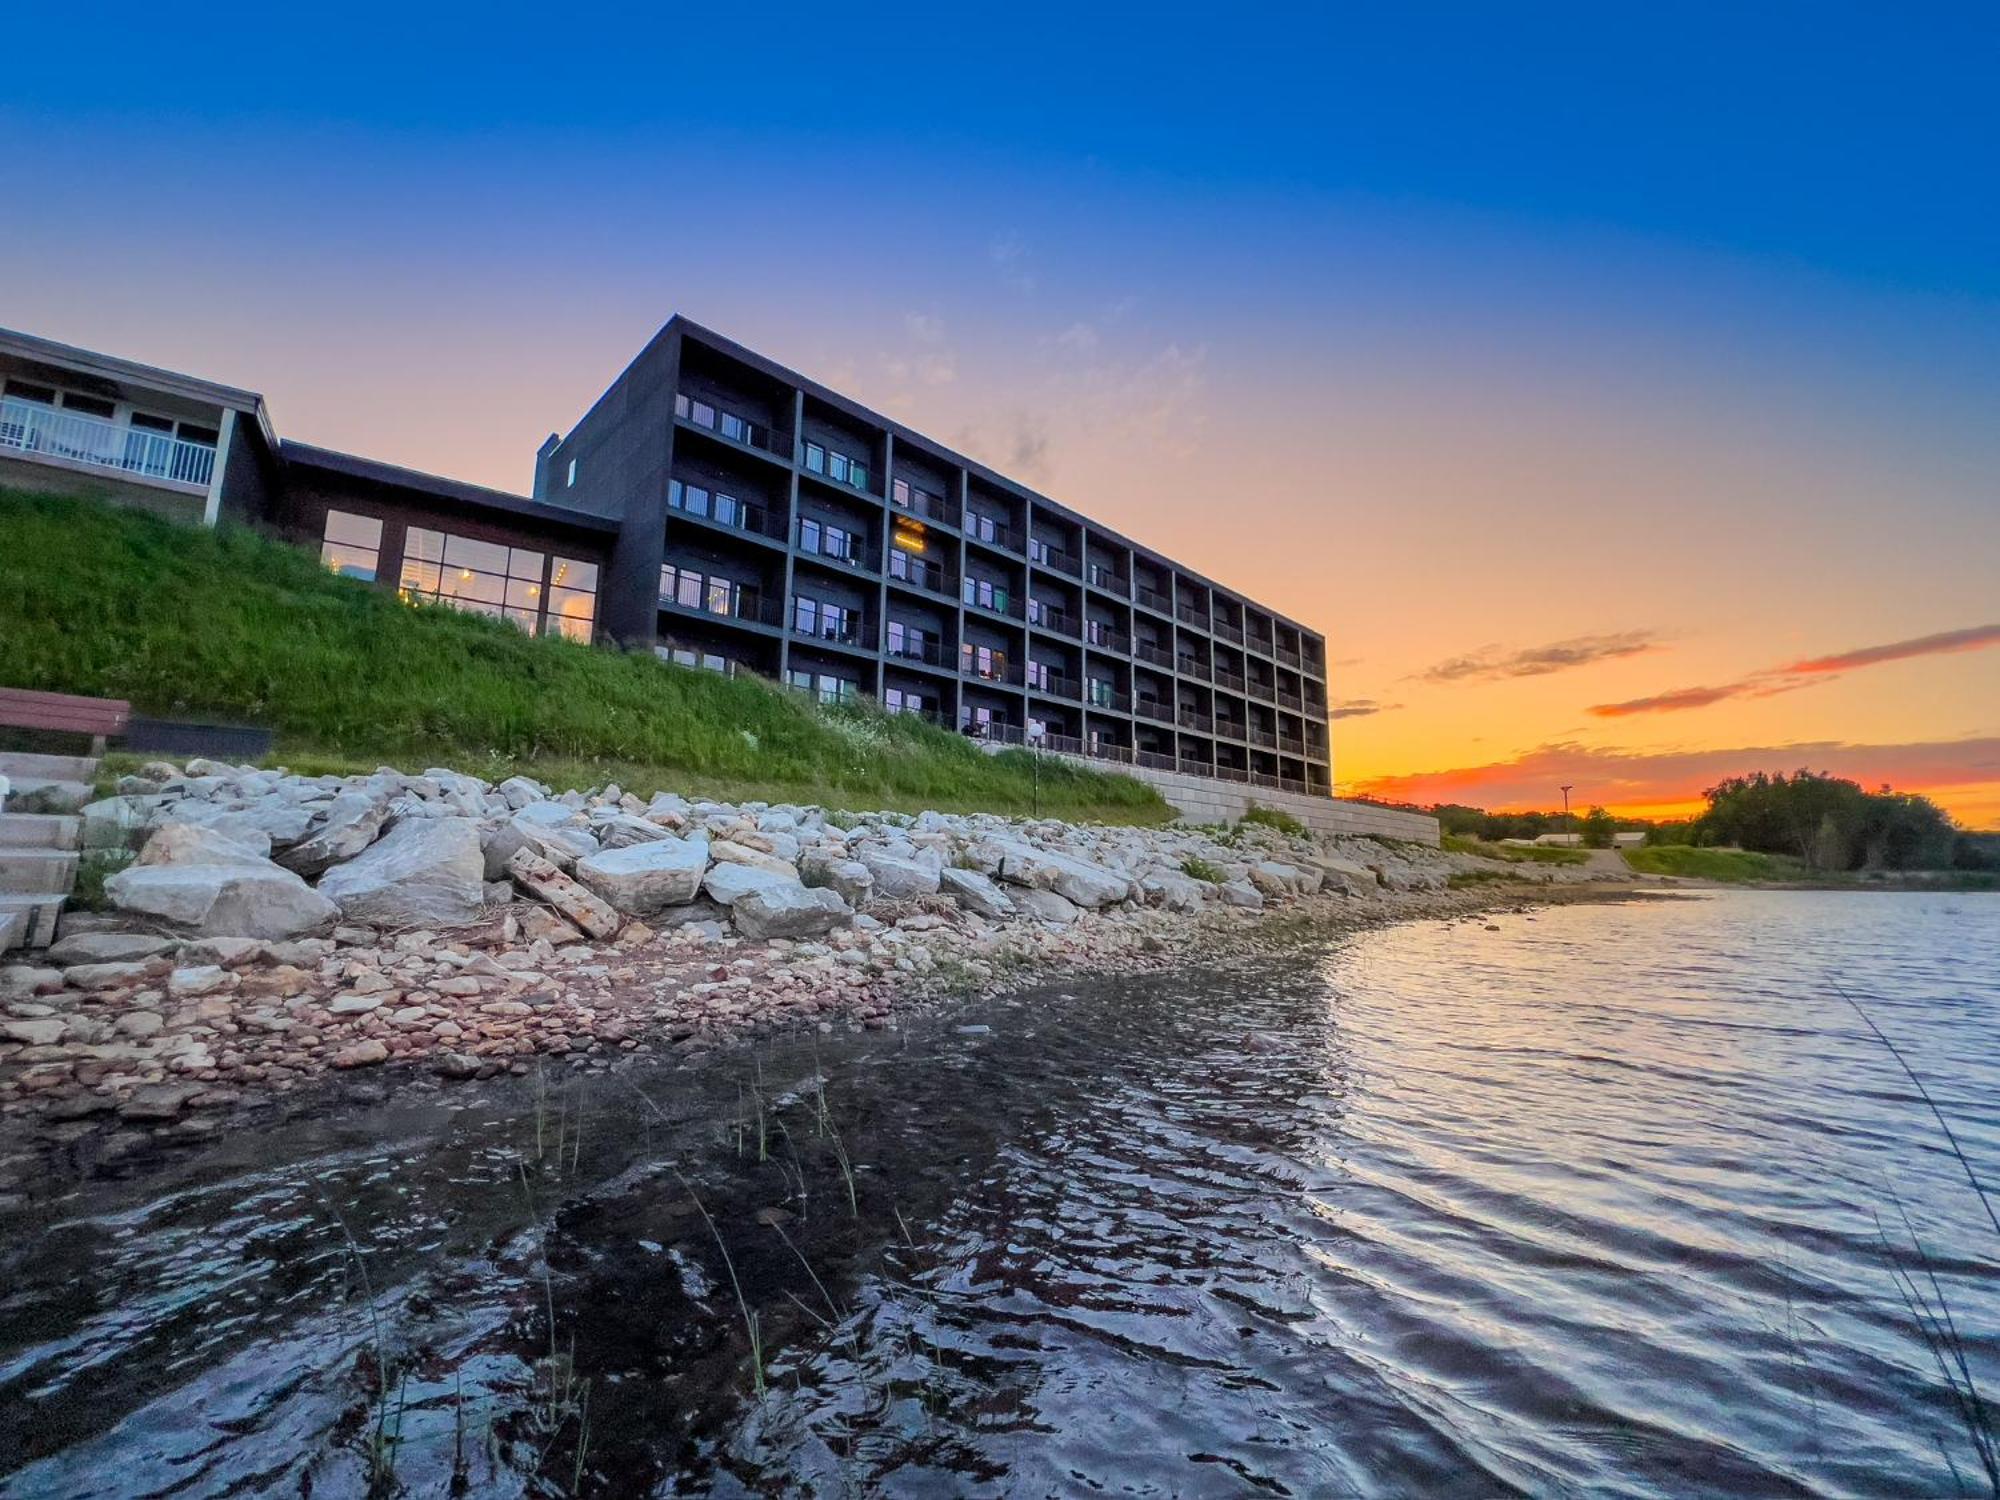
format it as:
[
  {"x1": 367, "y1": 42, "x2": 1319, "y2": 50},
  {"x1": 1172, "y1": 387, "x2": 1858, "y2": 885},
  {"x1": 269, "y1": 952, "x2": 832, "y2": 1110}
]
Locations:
[{"x1": 1560, "y1": 784, "x2": 1574, "y2": 843}]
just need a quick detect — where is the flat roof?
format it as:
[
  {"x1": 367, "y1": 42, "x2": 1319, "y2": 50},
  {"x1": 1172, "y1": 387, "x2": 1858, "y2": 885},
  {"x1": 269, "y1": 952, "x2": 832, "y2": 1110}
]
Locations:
[{"x1": 281, "y1": 441, "x2": 619, "y2": 534}]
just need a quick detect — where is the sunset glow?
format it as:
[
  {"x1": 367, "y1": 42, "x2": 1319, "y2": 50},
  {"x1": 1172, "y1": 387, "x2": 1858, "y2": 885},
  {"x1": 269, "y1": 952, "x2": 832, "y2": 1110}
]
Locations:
[{"x1": 7, "y1": 6, "x2": 1996, "y2": 827}]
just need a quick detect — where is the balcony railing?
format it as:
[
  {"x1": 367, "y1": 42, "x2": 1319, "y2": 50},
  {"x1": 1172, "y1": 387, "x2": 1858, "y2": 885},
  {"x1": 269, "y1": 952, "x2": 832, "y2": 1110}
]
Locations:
[
  {"x1": 1249, "y1": 677, "x2": 1277, "y2": 700},
  {"x1": 1216, "y1": 719, "x2": 1247, "y2": 740},
  {"x1": 659, "y1": 569, "x2": 781, "y2": 627},
  {"x1": 800, "y1": 440, "x2": 872, "y2": 494},
  {"x1": 1178, "y1": 756, "x2": 1214, "y2": 775},
  {"x1": 1249, "y1": 727, "x2": 1279, "y2": 749},
  {"x1": 886, "y1": 634, "x2": 950, "y2": 667},
  {"x1": 1134, "y1": 584, "x2": 1173, "y2": 614},
  {"x1": 962, "y1": 579, "x2": 1022, "y2": 618},
  {"x1": 1029, "y1": 539, "x2": 1081, "y2": 575},
  {"x1": 1280, "y1": 735, "x2": 1307, "y2": 755},
  {"x1": 1135, "y1": 698, "x2": 1175, "y2": 724},
  {"x1": 1134, "y1": 640, "x2": 1175, "y2": 669},
  {"x1": 1277, "y1": 645, "x2": 1303, "y2": 668},
  {"x1": 963, "y1": 512, "x2": 1020, "y2": 551},
  {"x1": 891, "y1": 478, "x2": 953, "y2": 524},
  {"x1": 1136, "y1": 749, "x2": 1177, "y2": 772},
  {"x1": 1175, "y1": 600, "x2": 1209, "y2": 627},
  {"x1": 1178, "y1": 710, "x2": 1213, "y2": 733},
  {"x1": 886, "y1": 548, "x2": 955, "y2": 596},
  {"x1": 1087, "y1": 564, "x2": 1129, "y2": 595},
  {"x1": 790, "y1": 599, "x2": 867, "y2": 648},
  {"x1": 960, "y1": 649, "x2": 1022, "y2": 684},
  {"x1": 1213, "y1": 670, "x2": 1247, "y2": 693},
  {"x1": 1087, "y1": 685, "x2": 1131, "y2": 713},
  {"x1": 674, "y1": 392, "x2": 789, "y2": 459},
  {"x1": 796, "y1": 519, "x2": 872, "y2": 570},
  {"x1": 1083, "y1": 623, "x2": 1130, "y2": 654},
  {"x1": 1277, "y1": 690, "x2": 1304, "y2": 712},
  {"x1": 1176, "y1": 656, "x2": 1208, "y2": 680},
  {"x1": 1, "y1": 397, "x2": 216, "y2": 488},
  {"x1": 1027, "y1": 600, "x2": 1079, "y2": 637},
  {"x1": 668, "y1": 480, "x2": 782, "y2": 541},
  {"x1": 1213, "y1": 619, "x2": 1245, "y2": 645},
  {"x1": 1026, "y1": 669, "x2": 1080, "y2": 699}
]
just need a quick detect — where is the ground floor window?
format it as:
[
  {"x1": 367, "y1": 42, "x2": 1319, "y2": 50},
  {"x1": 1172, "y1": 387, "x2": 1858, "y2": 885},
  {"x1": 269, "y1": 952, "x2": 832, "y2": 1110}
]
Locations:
[
  {"x1": 884, "y1": 686, "x2": 932, "y2": 716},
  {"x1": 320, "y1": 510, "x2": 383, "y2": 581},
  {"x1": 788, "y1": 669, "x2": 857, "y2": 706},
  {"x1": 395, "y1": 528, "x2": 598, "y2": 640}
]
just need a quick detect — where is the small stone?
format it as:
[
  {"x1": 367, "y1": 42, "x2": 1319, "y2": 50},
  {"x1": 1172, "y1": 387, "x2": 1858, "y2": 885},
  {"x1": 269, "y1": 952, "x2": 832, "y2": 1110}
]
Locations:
[
  {"x1": 120, "y1": 1084, "x2": 199, "y2": 1120},
  {"x1": 434, "y1": 1052, "x2": 482, "y2": 1079},
  {"x1": 167, "y1": 965, "x2": 233, "y2": 997},
  {"x1": 116, "y1": 1011, "x2": 166, "y2": 1039},
  {"x1": 2, "y1": 1018, "x2": 66, "y2": 1046},
  {"x1": 328, "y1": 994, "x2": 386, "y2": 1016},
  {"x1": 332, "y1": 1039, "x2": 390, "y2": 1069}
]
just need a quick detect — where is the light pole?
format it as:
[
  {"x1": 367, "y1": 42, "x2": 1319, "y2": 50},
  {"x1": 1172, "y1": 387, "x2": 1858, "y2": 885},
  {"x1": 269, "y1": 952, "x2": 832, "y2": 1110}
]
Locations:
[{"x1": 1560, "y1": 784, "x2": 1574, "y2": 843}]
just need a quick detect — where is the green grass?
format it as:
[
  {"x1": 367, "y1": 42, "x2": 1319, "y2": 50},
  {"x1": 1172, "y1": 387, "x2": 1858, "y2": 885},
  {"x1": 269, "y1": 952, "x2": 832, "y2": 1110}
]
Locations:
[
  {"x1": 1240, "y1": 804, "x2": 1306, "y2": 837},
  {"x1": 1619, "y1": 845, "x2": 1803, "y2": 882},
  {"x1": 1442, "y1": 834, "x2": 1590, "y2": 866},
  {"x1": 0, "y1": 491, "x2": 1170, "y2": 822}
]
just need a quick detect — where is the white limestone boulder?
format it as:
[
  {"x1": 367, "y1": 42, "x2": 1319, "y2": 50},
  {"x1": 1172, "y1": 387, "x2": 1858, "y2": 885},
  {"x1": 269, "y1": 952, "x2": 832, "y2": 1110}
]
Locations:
[
  {"x1": 702, "y1": 862, "x2": 795, "y2": 907},
  {"x1": 731, "y1": 882, "x2": 851, "y2": 940},
  {"x1": 574, "y1": 836, "x2": 711, "y2": 914},
  {"x1": 279, "y1": 791, "x2": 391, "y2": 877},
  {"x1": 105, "y1": 823, "x2": 337, "y2": 938},
  {"x1": 317, "y1": 816, "x2": 486, "y2": 927},
  {"x1": 939, "y1": 866, "x2": 1015, "y2": 919},
  {"x1": 857, "y1": 847, "x2": 942, "y2": 900}
]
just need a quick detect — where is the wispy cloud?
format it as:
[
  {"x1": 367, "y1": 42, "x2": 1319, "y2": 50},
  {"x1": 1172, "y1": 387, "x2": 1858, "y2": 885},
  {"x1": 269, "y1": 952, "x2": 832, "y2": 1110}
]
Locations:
[
  {"x1": 990, "y1": 232, "x2": 1035, "y2": 294},
  {"x1": 1330, "y1": 698, "x2": 1401, "y2": 720},
  {"x1": 1419, "y1": 630, "x2": 1661, "y2": 684},
  {"x1": 1779, "y1": 623, "x2": 2000, "y2": 675},
  {"x1": 1587, "y1": 622, "x2": 2000, "y2": 718},
  {"x1": 1341, "y1": 736, "x2": 2000, "y2": 817}
]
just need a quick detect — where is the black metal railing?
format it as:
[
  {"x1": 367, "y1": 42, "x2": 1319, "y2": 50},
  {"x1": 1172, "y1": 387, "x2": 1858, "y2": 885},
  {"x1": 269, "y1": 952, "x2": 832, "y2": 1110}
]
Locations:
[
  {"x1": 962, "y1": 512, "x2": 1020, "y2": 551},
  {"x1": 886, "y1": 549, "x2": 955, "y2": 595},
  {"x1": 891, "y1": 478, "x2": 953, "y2": 524},
  {"x1": 1178, "y1": 710, "x2": 1213, "y2": 732},
  {"x1": 1213, "y1": 670, "x2": 1247, "y2": 692},
  {"x1": 1027, "y1": 600, "x2": 1078, "y2": 636},
  {"x1": 885, "y1": 634, "x2": 950, "y2": 667},
  {"x1": 668, "y1": 480, "x2": 784, "y2": 540},
  {"x1": 1084, "y1": 623, "x2": 1130, "y2": 653},
  {"x1": 1277, "y1": 690, "x2": 1304, "y2": 711},
  {"x1": 1134, "y1": 640, "x2": 1174, "y2": 668},
  {"x1": 1029, "y1": 539, "x2": 1080, "y2": 574},
  {"x1": 659, "y1": 565, "x2": 784, "y2": 627},
  {"x1": 1136, "y1": 749, "x2": 1177, "y2": 771},
  {"x1": 1213, "y1": 619, "x2": 1245, "y2": 645},
  {"x1": 1026, "y1": 668, "x2": 1080, "y2": 699},
  {"x1": 796, "y1": 519, "x2": 872, "y2": 570},
  {"x1": 674, "y1": 392, "x2": 790, "y2": 459},
  {"x1": 1134, "y1": 584, "x2": 1172, "y2": 614},
  {"x1": 1176, "y1": 656, "x2": 1208, "y2": 679},
  {"x1": 1087, "y1": 563, "x2": 1129, "y2": 595},
  {"x1": 962, "y1": 579, "x2": 1022, "y2": 618},
  {"x1": 1277, "y1": 645, "x2": 1303, "y2": 668},
  {"x1": 1087, "y1": 685, "x2": 1132, "y2": 713},
  {"x1": 1135, "y1": 698, "x2": 1174, "y2": 724}
]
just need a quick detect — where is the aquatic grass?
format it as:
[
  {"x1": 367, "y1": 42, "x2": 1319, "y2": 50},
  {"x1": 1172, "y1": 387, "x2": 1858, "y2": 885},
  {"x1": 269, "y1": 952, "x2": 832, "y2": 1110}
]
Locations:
[
  {"x1": 676, "y1": 1169, "x2": 767, "y2": 1398},
  {"x1": 1839, "y1": 983, "x2": 2000, "y2": 1495},
  {"x1": 305, "y1": 1174, "x2": 403, "y2": 1495}
]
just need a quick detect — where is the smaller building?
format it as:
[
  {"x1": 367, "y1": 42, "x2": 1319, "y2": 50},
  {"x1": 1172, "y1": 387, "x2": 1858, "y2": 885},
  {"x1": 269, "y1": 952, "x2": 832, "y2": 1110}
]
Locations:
[{"x1": 0, "y1": 328, "x2": 279, "y2": 527}]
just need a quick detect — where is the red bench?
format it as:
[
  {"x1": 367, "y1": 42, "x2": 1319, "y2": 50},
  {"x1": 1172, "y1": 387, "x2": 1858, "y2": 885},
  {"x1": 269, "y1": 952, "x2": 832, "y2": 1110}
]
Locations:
[{"x1": 0, "y1": 687, "x2": 132, "y2": 755}]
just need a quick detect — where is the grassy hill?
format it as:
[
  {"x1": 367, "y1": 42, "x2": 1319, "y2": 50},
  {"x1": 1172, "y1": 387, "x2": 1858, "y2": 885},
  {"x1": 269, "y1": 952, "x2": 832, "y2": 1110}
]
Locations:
[{"x1": 0, "y1": 490, "x2": 1169, "y2": 821}]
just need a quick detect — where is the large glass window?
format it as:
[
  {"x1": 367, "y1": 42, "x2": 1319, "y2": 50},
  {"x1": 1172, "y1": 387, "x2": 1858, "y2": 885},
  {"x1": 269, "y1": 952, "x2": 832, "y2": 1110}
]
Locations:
[
  {"x1": 547, "y1": 557, "x2": 598, "y2": 642},
  {"x1": 401, "y1": 527, "x2": 544, "y2": 632},
  {"x1": 321, "y1": 510, "x2": 383, "y2": 581},
  {"x1": 789, "y1": 669, "x2": 856, "y2": 706},
  {"x1": 962, "y1": 577, "x2": 1010, "y2": 614}
]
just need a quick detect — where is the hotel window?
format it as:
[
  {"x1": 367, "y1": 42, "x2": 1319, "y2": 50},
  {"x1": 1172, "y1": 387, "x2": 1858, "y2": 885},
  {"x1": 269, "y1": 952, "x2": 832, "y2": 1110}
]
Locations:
[
  {"x1": 961, "y1": 577, "x2": 1010, "y2": 614},
  {"x1": 799, "y1": 516, "x2": 860, "y2": 562},
  {"x1": 547, "y1": 557, "x2": 598, "y2": 642},
  {"x1": 401, "y1": 528, "x2": 545, "y2": 633},
  {"x1": 961, "y1": 704, "x2": 997, "y2": 735},
  {"x1": 961, "y1": 643, "x2": 1007, "y2": 680},
  {"x1": 885, "y1": 686, "x2": 929, "y2": 716},
  {"x1": 566, "y1": 458, "x2": 577, "y2": 487},
  {"x1": 886, "y1": 621, "x2": 930, "y2": 659},
  {"x1": 1026, "y1": 660, "x2": 1052, "y2": 691},
  {"x1": 789, "y1": 669, "x2": 857, "y2": 706},
  {"x1": 321, "y1": 510, "x2": 383, "y2": 581},
  {"x1": 793, "y1": 596, "x2": 855, "y2": 642}
]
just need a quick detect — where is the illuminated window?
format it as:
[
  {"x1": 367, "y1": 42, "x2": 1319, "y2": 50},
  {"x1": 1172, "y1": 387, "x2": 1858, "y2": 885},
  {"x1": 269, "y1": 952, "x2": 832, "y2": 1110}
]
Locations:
[
  {"x1": 320, "y1": 510, "x2": 383, "y2": 581},
  {"x1": 399, "y1": 527, "x2": 590, "y2": 638},
  {"x1": 547, "y1": 557, "x2": 598, "y2": 642}
]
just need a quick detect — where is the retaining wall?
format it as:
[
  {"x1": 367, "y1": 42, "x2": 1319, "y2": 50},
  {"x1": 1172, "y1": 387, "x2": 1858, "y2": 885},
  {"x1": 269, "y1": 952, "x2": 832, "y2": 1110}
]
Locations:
[{"x1": 1022, "y1": 749, "x2": 1440, "y2": 844}]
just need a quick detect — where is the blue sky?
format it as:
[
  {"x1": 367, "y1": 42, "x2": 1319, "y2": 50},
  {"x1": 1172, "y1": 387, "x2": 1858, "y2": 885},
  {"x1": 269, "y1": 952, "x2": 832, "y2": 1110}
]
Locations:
[{"x1": 7, "y1": 4, "x2": 1999, "y2": 821}]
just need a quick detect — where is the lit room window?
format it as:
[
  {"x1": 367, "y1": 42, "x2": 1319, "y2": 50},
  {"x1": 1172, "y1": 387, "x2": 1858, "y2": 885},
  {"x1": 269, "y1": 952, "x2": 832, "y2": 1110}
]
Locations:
[
  {"x1": 566, "y1": 458, "x2": 577, "y2": 487},
  {"x1": 547, "y1": 557, "x2": 598, "y2": 641},
  {"x1": 400, "y1": 527, "x2": 547, "y2": 634},
  {"x1": 321, "y1": 510, "x2": 383, "y2": 581}
]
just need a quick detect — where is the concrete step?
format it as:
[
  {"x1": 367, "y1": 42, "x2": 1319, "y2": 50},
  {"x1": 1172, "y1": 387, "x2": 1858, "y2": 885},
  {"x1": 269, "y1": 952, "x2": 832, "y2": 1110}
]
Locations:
[
  {"x1": 1, "y1": 778, "x2": 95, "y2": 815},
  {"x1": 0, "y1": 751, "x2": 100, "y2": 783},
  {"x1": 0, "y1": 895, "x2": 63, "y2": 950},
  {"x1": 0, "y1": 847, "x2": 79, "y2": 895},
  {"x1": 0, "y1": 813, "x2": 81, "y2": 851}
]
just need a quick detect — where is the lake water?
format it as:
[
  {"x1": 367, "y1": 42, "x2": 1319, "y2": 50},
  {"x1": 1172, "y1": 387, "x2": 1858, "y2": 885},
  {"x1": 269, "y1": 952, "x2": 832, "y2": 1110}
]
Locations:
[{"x1": 1, "y1": 890, "x2": 1996, "y2": 1497}]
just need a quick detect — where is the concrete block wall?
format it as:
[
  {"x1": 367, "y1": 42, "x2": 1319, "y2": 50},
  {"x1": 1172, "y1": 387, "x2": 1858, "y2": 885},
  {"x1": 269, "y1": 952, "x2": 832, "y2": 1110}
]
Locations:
[{"x1": 1027, "y1": 750, "x2": 1441, "y2": 845}]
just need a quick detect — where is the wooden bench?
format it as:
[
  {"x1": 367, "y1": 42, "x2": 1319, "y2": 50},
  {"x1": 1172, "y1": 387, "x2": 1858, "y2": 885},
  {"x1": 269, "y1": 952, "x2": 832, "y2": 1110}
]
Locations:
[{"x1": 0, "y1": 687, "x2": 132, "y2": 756}]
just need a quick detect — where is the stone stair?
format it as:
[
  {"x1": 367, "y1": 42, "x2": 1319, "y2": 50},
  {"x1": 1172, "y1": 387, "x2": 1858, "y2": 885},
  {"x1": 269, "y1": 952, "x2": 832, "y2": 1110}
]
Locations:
[{"x1": 0, "y1": 751, "x2": 96, "y2": 953}]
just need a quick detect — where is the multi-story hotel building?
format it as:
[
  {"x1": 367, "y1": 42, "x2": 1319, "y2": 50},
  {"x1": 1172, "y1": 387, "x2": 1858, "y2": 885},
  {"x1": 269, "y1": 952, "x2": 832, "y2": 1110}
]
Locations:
[{"x1": 1, "y1": 317, "x2": 1331, "y2": 798}]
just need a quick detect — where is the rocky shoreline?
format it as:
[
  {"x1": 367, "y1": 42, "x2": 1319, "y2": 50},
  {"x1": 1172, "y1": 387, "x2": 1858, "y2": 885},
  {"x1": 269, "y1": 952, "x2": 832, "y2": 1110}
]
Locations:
[{"x1": 0, "y1": 758, "x2": 1624, "y2": 1198}]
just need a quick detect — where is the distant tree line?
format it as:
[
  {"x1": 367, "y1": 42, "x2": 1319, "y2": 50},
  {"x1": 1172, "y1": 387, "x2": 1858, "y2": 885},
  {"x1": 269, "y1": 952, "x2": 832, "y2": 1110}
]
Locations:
[{"x1": 1410, "y1": 770, "x2": 1994, "y2": 872}]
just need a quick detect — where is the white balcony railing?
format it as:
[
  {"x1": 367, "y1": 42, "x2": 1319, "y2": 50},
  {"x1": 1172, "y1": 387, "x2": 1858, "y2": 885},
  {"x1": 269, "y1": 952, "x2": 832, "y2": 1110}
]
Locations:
[{"x1": 0, "y1": 397, "x2": 217, "y2": 488}]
